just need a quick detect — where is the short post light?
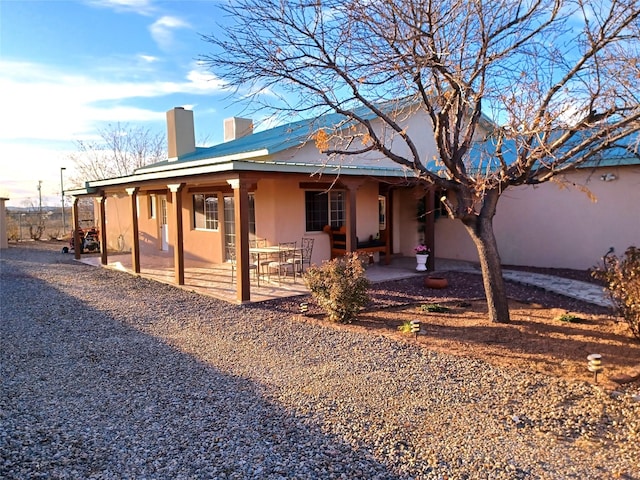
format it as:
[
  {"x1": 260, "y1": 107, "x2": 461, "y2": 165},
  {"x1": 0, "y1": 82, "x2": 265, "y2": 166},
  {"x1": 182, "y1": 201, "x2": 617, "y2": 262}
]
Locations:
[
  {"x1": 587, "y1": 354, "x2": 603, "y2": 382},
  {"x1": 299, "y1": 302, "x2": 309, "y2": 316},
  {"x1": 410, "y1": 320, "x2": 421, "y2": 339}
]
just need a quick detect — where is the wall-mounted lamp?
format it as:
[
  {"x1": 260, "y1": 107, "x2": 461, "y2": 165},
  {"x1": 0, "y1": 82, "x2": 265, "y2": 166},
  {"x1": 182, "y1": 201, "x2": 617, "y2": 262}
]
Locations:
[{"x1": 599, "y1": 173, "x2": 617, "y2": 182}]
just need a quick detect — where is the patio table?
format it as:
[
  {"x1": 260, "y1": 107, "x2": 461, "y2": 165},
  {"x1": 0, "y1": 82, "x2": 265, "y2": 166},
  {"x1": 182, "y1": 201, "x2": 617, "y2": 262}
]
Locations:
[{"x1": 249, "y1": 245, "x2": 300, "y2": 283}]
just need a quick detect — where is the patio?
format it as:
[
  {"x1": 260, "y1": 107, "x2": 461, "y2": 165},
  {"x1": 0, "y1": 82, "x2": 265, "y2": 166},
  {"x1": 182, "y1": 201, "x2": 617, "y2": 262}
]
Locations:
[{"x1": 78, "y1": 252, "x2": 441, "y2": 303}]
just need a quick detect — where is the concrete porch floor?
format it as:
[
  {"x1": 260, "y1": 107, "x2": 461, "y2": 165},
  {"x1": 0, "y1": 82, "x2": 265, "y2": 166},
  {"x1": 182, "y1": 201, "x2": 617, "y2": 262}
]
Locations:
[{"x1": 78, "y1": 252, "x2": 457, "y2": 303}]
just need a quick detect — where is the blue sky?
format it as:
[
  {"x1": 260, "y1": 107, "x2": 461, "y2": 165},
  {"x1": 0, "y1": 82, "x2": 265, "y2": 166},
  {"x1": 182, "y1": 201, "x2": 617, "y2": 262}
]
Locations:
[{"x1": 0, "y1": 0, "x2": 250, "y2": 207}]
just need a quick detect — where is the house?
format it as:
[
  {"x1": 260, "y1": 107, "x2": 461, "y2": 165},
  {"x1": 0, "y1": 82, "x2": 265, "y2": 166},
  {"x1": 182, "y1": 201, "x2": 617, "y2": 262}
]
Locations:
[
  {"x1": 67, "y1": 107, "x2": 639, "y2": 302},
  {"x1": 67, "y1": 106, "x2": 438, "y2": 303},
  {"x1": 434, "y1": 142, "x2": 640, "y2": 269}
]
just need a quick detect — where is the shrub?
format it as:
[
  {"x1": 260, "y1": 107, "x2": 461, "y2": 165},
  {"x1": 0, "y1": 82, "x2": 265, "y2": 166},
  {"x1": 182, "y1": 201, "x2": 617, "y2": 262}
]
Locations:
[
  {"x1": 303, "y1": 253, "x2": 370, "y2": 323},
  {"x1": 556, "y1": 313, "x2": 584, "y2": 323},
  {"x1": 397, "y1": 320, "x2": 414, "y2": 333},
  {"x1": 420, "y1": 303, "x2": 451, "y2": 313},
  {"x1": 592, "y1": 246, "x2": 640, "y2": 341}
]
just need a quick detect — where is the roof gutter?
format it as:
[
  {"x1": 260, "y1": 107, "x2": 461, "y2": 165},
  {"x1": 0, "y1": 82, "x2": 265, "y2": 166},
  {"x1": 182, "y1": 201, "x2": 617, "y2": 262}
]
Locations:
[
  {"x1": 135, "y1": 148, "x2": 271, "y2": 174},
  {"x1": 81, "y1": 159, "x2": 416, "y2": 190}
]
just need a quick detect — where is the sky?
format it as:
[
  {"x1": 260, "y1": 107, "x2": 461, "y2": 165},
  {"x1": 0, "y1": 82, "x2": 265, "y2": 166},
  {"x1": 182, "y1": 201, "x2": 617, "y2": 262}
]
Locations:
[{"x1": 0, "y1": 0, "x2": 248, "y2": 208}]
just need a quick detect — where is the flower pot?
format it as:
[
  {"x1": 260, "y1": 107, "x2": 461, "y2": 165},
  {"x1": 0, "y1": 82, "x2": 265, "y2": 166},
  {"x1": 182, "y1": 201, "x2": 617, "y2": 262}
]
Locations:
[
  {"x1": 424, "y1": 276, "x2": 448, "y2": 289},
  {"x1": 415, "y1": 254, "x2": 428, "y2": 271}
]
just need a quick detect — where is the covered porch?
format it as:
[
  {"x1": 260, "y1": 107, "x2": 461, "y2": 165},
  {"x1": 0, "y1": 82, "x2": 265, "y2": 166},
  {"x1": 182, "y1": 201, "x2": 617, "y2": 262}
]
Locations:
[{"x1": 78, "y1": 251, "x2": 430, "y2": 303}]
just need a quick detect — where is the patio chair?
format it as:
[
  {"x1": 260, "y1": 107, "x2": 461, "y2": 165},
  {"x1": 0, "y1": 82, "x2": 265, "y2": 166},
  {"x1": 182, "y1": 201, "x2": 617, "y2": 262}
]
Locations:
[
  {"x1": 226, "y1": 244, "x2": 259, "y2": 284},
  {"x1": 288, "y1": 237, "x2": 314, "y2": 274},
  {"x1": 267, "y1": 241, "x2": 297, "y2": 283},
  {"x1": 251, "y1": 238, "x2": 272, "y2": 275}
]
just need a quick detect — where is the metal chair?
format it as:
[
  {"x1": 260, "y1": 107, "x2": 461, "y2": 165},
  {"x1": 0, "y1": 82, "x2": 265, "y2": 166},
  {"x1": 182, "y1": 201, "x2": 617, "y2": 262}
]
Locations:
[
  {"x1": 251, "y1": 238, "x2": 272, "y2": 276},
  {"x1": 227, "y1": 244, "x2": 259, "y2": 284},
  {"x1": 267, "y1": 241, "x2": 297, "y2": 283},
  {"x1": 288, "y1": 237, "x2": 314, "y2": 274},
  {"x1": 226, "y1": 244, "x2": 237, "y2": 283}
]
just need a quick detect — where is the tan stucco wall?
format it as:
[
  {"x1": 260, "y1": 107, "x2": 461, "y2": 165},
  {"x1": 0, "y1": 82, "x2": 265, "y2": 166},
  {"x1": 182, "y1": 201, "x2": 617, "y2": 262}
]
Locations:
[
  {"x1": 435, "y1": 165, "x2": 640, "y2": 269},
  {"x1": 98, "y1": 177, "x2": 387, "y2": 267},
  {"x1": 393, "y1": 187, "x2": 424, "y2": 256},
  {"x1": 255, "y1": 177, "x2": 382, "y2": 265},
  {"x1": 103, "y1": 195, "x2": 133, "y2": 254},
  {"x1": 182, "y1": 190, "x2": 224, "y2": 265},
  {"x1": 137, "y1": 194, "x2": 160, "y2": 253}
]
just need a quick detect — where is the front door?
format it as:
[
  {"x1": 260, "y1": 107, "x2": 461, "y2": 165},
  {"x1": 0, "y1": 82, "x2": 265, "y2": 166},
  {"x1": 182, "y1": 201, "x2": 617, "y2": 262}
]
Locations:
[{"x1": 160, "y1": 195, "x2": 169, "y2": 251}]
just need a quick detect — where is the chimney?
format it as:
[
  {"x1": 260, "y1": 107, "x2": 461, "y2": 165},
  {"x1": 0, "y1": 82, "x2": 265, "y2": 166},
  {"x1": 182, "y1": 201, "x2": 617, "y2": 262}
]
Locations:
[
  {"x1": 224, "y1": 117, "x2": 253, "y2": 142},
  {"x1": 167, "y1": 107, "x2": 196, "y2": 160}
]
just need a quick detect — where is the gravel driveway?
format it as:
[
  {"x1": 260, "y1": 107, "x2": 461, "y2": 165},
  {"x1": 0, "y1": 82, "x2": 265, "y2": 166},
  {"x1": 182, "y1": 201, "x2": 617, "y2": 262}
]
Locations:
[{"x1": 1, "y1": 243, "x2": 638, "y2": 479}]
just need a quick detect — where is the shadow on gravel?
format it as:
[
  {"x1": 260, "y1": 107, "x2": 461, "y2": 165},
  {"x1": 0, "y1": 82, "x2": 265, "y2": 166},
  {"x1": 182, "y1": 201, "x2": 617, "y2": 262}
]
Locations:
[{"x1": 1, "y1": 254, "x2": 407, "y2": 480}]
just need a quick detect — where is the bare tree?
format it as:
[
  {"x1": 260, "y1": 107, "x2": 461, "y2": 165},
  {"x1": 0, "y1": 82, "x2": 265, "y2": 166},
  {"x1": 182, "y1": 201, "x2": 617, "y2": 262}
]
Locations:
[
  {"x1": 201, "y1": 0, "x2": 640, "y2": 323},
  {"x1": 69, "y1": 123, "x2": 166, "y2": 187}
]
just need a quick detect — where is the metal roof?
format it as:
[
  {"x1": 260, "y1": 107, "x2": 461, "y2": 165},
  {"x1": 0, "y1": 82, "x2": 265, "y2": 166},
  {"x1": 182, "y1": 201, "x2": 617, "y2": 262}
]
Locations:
[{"x1": 71, "y1": 106, "x2": 638, "y2": 195}]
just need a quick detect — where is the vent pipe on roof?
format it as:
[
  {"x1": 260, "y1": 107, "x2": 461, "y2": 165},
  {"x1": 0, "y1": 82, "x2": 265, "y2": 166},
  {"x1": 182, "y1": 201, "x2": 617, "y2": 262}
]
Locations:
[
  {"x1": 167, "y1": 107, "x2": 196, "y2": 161},
  {"x1": 224, "y1": 117, "x2": 253, "y2": 142}
]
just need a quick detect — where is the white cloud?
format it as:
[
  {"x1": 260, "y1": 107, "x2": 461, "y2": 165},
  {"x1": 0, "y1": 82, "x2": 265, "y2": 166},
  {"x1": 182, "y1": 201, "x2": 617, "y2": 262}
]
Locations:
[
  {"x1": 84, "y1": 0, "x2": 155, "y2": 15},
  {"x1": 0, "y1": 60, "x2": 229, "y2": 142},
  {"x1": 185, "y1": 69, "x2": 228, "y2": 93},
  {"x1": 150, "y1": 15, "x2": 191, "y2": 50},
  {"x1": 138, "y1": 54, "x2": 160, "y2": 63}
]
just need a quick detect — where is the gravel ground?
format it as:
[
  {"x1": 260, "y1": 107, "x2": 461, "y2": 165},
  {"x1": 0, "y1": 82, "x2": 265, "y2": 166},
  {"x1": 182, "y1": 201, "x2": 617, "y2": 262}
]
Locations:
[{"x1": 1, "y1": 243, "x2": 639, "y2": 479}]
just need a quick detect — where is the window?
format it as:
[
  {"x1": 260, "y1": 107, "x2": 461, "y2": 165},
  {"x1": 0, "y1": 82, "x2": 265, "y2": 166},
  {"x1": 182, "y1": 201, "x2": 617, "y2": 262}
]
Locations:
[
  {"x1": 378, "y1": 195, "x2": 386, "y2": 230},
  {"x1": 149, "y1": 195, "x2": 156, "y2": 219},
  {"x1": 305, "y1": 190, "x2": 345, "y2": 231},
  {"x1": 248, "y1": 193, "x2": 256, "y2": 237},
  {"x1": 223, "y1": 194, "x2": 256, "y2": 260},
  {"x1": 193, "y1": 194, "x2": 219, "y2": 230}
]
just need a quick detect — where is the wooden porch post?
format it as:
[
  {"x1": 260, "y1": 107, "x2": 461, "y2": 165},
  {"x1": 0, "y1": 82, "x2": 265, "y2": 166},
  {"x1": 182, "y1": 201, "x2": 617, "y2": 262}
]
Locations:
[
  {"x1": 342, "y1": 179, "x2": 363, "y2": 254},
  {"x1": 228, "y1": 178, "x2": 251, "y2": 303},
  {"x1": 97, "y1": 196, "x2": 108, "y2": 266},
  {"x1": 125, "y1": 188, "x2": 140, "y2": 274},
  {"x1": 72, "y1": 197, "x2": 81, "y2": 260},
  {"x1": 167, "y1": 183, "x2": 185, "y2": 285}
]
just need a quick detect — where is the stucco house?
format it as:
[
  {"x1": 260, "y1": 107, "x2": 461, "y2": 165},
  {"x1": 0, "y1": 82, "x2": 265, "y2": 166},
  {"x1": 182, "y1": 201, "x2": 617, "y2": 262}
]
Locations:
[
  {"x1": 67, "y1": 106, "x2": 639, "y2": 303},
  {"x1": 68, "y1": 106, "x2": 441, "y2": 302}
]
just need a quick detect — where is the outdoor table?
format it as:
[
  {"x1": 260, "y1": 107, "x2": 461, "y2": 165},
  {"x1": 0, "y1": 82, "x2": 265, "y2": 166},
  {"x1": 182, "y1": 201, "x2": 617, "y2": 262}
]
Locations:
[{"x1": 249, "y1": 245, "x2": 300, "y2": 283}]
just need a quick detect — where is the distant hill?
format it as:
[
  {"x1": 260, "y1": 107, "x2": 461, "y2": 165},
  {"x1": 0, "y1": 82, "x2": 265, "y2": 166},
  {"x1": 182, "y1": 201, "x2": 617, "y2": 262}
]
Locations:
[{"x1": 6, "y1": 206, "x2": 61, "y2": 213}]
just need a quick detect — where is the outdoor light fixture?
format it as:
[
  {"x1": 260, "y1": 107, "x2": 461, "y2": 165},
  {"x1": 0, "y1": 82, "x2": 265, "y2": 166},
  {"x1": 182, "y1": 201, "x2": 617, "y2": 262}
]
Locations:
[
  {"x1": 599, "y1": 173, "x2": 617, "y2": 182},
  {"x1": 410, "y1": 320, "x2": 421, "y2": 339},
  {"x1": 587, "y1": 354, "x2": 603, "y2": 382},
  {"x1": 299, "y1": 302, "x2": 309, "y2": 316}
]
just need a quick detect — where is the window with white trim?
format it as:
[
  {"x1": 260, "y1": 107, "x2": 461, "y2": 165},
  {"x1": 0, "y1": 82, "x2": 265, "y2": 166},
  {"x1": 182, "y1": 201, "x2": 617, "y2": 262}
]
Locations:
[
  {"x1": 305, "y1": 190, "x2": 345, "y2": 231},
  {"x1": 149, "y1": 195, "x2": 156, "y2": 219},
  {"x1": 193, "y1": 194, "x2": 219, "y2": 230}
]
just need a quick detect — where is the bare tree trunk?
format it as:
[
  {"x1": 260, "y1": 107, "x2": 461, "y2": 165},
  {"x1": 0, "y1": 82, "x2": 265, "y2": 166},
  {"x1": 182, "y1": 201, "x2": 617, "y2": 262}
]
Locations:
[{"x1": 462, "y1": 190, "x2": 511, "y2": 323}]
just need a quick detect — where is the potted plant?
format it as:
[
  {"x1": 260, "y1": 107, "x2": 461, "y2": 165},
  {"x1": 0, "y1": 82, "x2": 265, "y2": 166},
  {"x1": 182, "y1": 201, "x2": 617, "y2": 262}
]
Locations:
[{"x1": 414, "y1": 243, "x2": 430, "y2": 271}]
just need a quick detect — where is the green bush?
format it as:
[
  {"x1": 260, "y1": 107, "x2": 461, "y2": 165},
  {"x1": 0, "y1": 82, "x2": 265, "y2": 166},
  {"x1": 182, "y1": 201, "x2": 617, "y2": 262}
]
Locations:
[
  {"x1": 592, "y1": 246, "x2": 640, "y2": 341},
  {"x1": 556, "y1": 313, "x2": 583, "y2": 323},
  {"x1": 303, "y1": 253, "x2": 370, "y2": 323},
  {"x1": 420, "y1": 303, "x2": 451, "y2": 313}
]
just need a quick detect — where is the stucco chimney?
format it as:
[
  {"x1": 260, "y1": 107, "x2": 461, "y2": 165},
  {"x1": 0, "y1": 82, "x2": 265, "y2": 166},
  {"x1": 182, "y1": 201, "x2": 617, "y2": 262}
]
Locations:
[
  {"x1": 224, "y1": 117, "x2": 253, "y2": 142},
  {"x1": 167, "y1": 107, "x2": 196, "y2": 160}
]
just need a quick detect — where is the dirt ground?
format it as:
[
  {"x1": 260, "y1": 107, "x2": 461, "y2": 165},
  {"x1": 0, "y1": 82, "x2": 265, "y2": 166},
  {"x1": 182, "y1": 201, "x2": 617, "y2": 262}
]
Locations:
[
  {"x1": 9, "y1": 241, "x2": 640, "y2": 390},
  {"x1": 344, "y1": 298, "x2": 640, "y2": 388},
  {"x1": 288, "y1": 268, "x2": 640, "y2": 389}
]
